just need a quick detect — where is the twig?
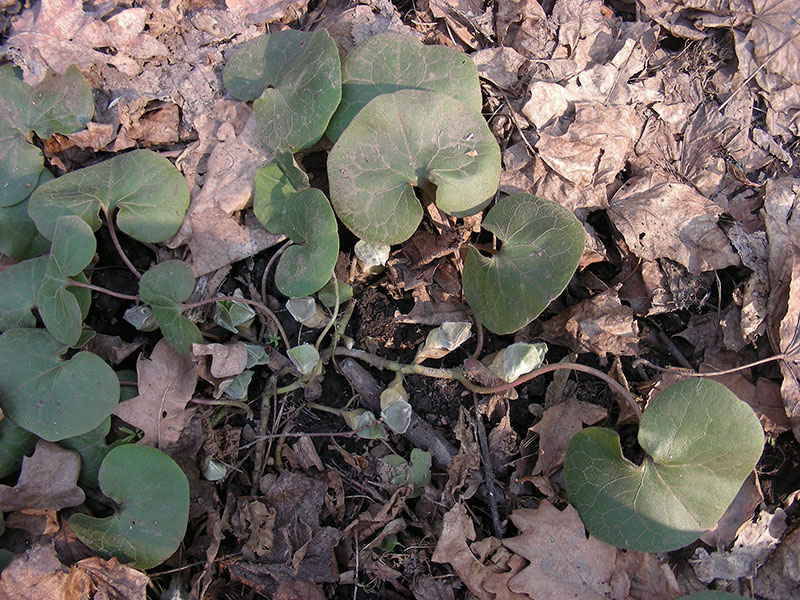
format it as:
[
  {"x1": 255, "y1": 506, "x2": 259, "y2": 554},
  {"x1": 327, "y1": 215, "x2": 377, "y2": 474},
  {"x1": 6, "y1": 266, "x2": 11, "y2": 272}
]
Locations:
[
  {"x1": 634, "y1": 354, "x2": 787, "y2": 378},
  {"x1": 104, "y1": 207, "x2": 142, "y2": 280},
  {"x1": 251, "y1": 380, "x2": 276, "y2": 495},
  {"x1": 474, "y1": 402, "x2": 503, "y2": 538}
]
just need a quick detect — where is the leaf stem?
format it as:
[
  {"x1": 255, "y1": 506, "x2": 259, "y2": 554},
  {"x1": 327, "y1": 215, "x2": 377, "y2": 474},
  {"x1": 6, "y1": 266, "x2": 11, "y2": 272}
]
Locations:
[
  {"x1": 315, "y1": 275, "x2": 340, "y2": 351},
  {"x1": 183, "y1": 295, "x2": 290, "y2": 350},
  {"x1": 104, "y1": 207, "x2": 142, "y2": 280},
  {"x1": 66, "y1": 279, "x2": 140, "y2": 301}
]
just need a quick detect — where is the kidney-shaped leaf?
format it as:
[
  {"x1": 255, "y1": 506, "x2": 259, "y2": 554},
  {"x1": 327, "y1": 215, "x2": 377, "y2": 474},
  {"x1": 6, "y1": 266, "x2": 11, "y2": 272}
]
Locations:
[
  {"x1": 139, "y1": 261, "x2": 202, "y2": 355},
  {"x1": 0, "y1": 417, "x2": 37, "y2": 479},
  {"x1": 0, "y1": 328, "x2": 120, "y2": 441},
  {"x1": 463, "y1": 194, "x2": 584, "y2": 335},
  {"x1": 70, "y1": 444, "x2": 190, "y2": 569},
  {"x1": 564, "y1": 379, "x2": 764, "y2": 552},
  {"x1": 27, "y1": 149, "x2": 189, "y2": 242},
  {"x1": 37, "y1": 216, "x2": 96, "y2": 346},
  {"x1": 274, "y1": 189, "x2": 339, "y2": 298},
  {"x1": 252, "y1": 153, "x2": 309, "y2": 233},
  {"x1": 0, "y1": 170, "x2": 53, "y2": 260},
  {"x1": 0, "y1": 65, "x2": 93, "y2": 207},
  {"x1": 223, "y1": 29, "x2": 341, "y2": 153},
  {"x1": 326, "y1": 33, "x2": 482, "y2": 142},
  {"x1": 329, "y1": 89, "x2": 500, "y2": 245}
]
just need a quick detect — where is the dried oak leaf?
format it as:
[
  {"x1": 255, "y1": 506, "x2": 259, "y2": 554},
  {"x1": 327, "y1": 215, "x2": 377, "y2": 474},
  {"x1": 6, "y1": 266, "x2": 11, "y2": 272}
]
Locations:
[
  {"x1": 192, "y1": 342, "x2": 248, "y2": 379},
  {"x1": 0, "y1": 441, "x2": 84, "y2": 512},
  {"x1": 747, "y1": 0, "x2": 800, "y2": 84},
  {"x1": 779, "y1": 249, "x2": 800, "y2": 443},
  {"x1": 502, "y1": 501, "x2": 618, "y2": 600},
  {"x1": 612, "y1": 550, "x2": 681, "y2": 600},
  {"x1": 0, "y1": 542, "x2": 82, "y2": 600},
  {"x1": 608, "y1": 175, "x2": 740, "y2": 274},
  {"x1": 529, "y1": 397, "x2": 607, "y2": 477},
  {"x1": 113, "y1": 338, "x2": 198, "y2": 448},
  {"x1": 431, "y1": 503, "x2": 528, "y2": 600},
  {"x1": 73, "y1": 556, "x2": 150, "y2": 599}
]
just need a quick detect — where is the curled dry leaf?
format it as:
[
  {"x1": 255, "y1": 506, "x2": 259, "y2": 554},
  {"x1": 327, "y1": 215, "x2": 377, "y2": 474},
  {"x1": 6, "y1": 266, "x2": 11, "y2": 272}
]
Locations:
[
  {"x1": 192, "y1": 342, "x2": 248, "y2": 379},
  {"x1": 0, "y1": 440, "x2": 84, "y2": 512},
  {"x1": 113, "y1": 338, "x2": 199, "y2": 448}
]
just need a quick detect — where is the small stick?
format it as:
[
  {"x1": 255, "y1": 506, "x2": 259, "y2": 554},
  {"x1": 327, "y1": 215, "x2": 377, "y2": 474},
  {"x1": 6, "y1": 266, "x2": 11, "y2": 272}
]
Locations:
[{"x1": 474, "y1": 402, "x2": 503, "y2": 538}]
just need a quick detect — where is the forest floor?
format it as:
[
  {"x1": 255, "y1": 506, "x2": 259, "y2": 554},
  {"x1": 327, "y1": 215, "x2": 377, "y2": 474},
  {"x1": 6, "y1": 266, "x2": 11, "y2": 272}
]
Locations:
[{"x1": 1, "y1": 0, "x2": 800, "y2": 598}]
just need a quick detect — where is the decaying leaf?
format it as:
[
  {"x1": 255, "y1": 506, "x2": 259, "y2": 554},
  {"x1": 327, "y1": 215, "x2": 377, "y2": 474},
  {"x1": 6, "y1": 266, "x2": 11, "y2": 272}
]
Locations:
[
  {"x1": 0, "y1": 440, "x2": 84, "y2": 512},
  {"x1": 529, "y1": 397, "x2": 607, "y2": 477},
  {"x1": 192, "y1": 342, "x2": 248, "y2": 379},
  {"x1": 502, "y1": 501, "x2": 618, "y2": 599},
  {"x1": 0, "y1": 542, "x2": 76, "y2": 600},
  {"x1": 779, "y1": 250, "x2": 800, "y2": 443},
  {"x1": 113, "y1": 338, "x2": 198, "y2": 448},
  {"x1": 747, "y1": 0, "x2": 800, "y2": 85}
]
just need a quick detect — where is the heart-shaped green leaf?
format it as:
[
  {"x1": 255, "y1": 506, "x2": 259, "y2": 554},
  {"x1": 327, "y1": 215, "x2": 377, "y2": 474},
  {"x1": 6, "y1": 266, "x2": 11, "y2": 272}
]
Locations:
[
  {"x1": 253, "y1": 153, "x2": 309, "y2": 233},
  {"x1": 463, "y1": 194, "x2": 584, "y2": 334},
  {"x1": 0, "y1": 170, "x2": 52, "y2": 260},
  {"x1": 37, "y1": 216, "x2": 96, "y2": 346},
  {"x1": 275, "y1": 189, "x2": 339, "y2": 298},
  {"x1": 564, "y1": 379, "x2": 764, "y2": 552},
  {"x1": 0, "y1": 328, "x2": 120, "y2": 441},
  {"x1": 139, "y1": 261, "x2": 202, "y2": 355},
  {"x1": 70, "y1": 444, "x2": 190, "y2": 569},
  {"x1": 0, "y1": 255, "x2": 90, "y2": 335},
  {"x1": 0, "y1": 417, "x2": 37, "y2": 479},
  {"x1": 0, "y1": 65, "x2": 93, "y2": 207},
  {"x1": 326, "y1": 33, "x2": 482, "y2": 142},
  {"x1": 223, "y1": 29, "x2": 341, "y2": 153},
  {"x1": 329, "y1": 89, "x2": 500, "y2": 245},
  {"x1": 59, "y1": 417, "x2": 111, "y2": 488},
  {"x1": 27, "y1": 149, "x2": 190, "y2": 242}
]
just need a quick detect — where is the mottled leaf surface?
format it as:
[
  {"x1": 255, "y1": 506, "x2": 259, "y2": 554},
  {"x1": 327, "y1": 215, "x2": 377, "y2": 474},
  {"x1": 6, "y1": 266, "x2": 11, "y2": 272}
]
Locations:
[
  {"x1": 252, "y1": 153, "x2": 309, "y2": 233},
  {"x1": 70, "y1": 445, "x2": 190, "y2": 569},
  {"x1": 139, "y1": 261, "x2": 202, "y2": 355},
  {"x1": 329, "y1": 89, "x2": 500, "y2": 244},
  {"x1": 28, "y1": 149, "x2": 189, "y2": 242},
  {"x1": 37, "y1": 216, "x2": 96, "y2": 346},
  {"x1": 0, "y1": 65, "x2": 93, "y2": 207},
  {"x1": 326, "y1": 33, "x2": 482, "y2": 142},
  {"x1": 275, "y1": 189, "x2": 339, "y2": 298},
  {"x1": 565, "y1": 379, "x2": 764, "y2": 552},
  {"x1": 223, "y1": 29, "x2": 341, "y2": 153},
  {"x1": 463, "y1": 194, "x2": 584, "y2": 334},
  {"x1": 0, "y1": 329, "x2": 119, "y2": 441}
]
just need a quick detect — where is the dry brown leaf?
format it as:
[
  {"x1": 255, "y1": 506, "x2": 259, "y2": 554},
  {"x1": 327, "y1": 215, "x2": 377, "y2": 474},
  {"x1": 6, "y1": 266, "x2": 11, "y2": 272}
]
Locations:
[
  {"x1": 0, "y1": 542, "x2": 86, "y2": 600},
  {"x1": 539, "y1": 288, "x2": 640, "y2": 359},
  {"x1": 747, "y1": 0, "x2": 800, "y2": 85},
  {"x1": 0, "y1": 441, "x2": 84, "y2": 512},
  {"x1": 2, "y1": 0, "x2": 168, "y2": 83},
  {"x1": 431, "y1": 503, "x2": 528, "y2": 600},
  {"x1": 502, "y1": 501, "x2": 618, "y2": 599},
  {"x1": 529, "y1": 398, "x2": 607, "y2": 477},
  {"x1": 612, "y1": 550, "x2": 681, "y2": 600},
  {"x1": 225, "y1": 0, "x2": 311, "y2": 22},
  {"x1": 471, "y1": 46, "x2": 527, "y2": 90},
  {"x1": 192, "y1": 342, "x2": 248, "y2": 379},
  {"x1": 3, "y1": 509, "x2": 60, "y2": 536},
  {"x1": 753, "y1": 520, "x2": 800, "y2": 599},
  {"x1": 73, "y1": 556, "x2": 149, "y2": 599},
  {"x1": 113, "y1": 339, "x2": 198, "y2": 448},
  {"x1": 779, "y1": 249, "x2": 800, "y2": 443},
  {"x1": 85, "y1": 334, "x2": 142, "y2": 366},
  {"x1": 608, "y1": 176, "x2": 741, "y2": 274},
  {"x1": 170, "y1": 111, "x2": 283, "y2": 276}
]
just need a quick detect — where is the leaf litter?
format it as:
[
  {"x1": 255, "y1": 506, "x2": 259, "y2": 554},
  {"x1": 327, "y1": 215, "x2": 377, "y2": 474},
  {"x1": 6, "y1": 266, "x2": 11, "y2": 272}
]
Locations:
[{"x1": 1, "y1": 0, "x2": 800, "y2": 598}]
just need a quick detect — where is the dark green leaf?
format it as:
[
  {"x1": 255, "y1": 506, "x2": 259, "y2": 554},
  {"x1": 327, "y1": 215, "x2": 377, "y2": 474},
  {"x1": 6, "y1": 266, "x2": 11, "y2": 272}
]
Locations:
[
  {"x1": 0, "y1": 329, "x2": 120, "y2": 441},
  {"x1": 0, "y1": 171, "x2": 52, "y2": 260},
  {"x1": 564, "y1": 379, "x2": 764, "y2": 552},
  {"x1": 463, "y1": 194, "x2": 584, "y2": 334},
  {"x1": 28, "y1": 149, "x2": 189, "y2": 243},
  {"x1": 139, "y1": 261, "x2": 202, "y2": 355},
  {"x1": 252, "y1": 153, "x2": 309, "y2": 233},
  {"x1": 326, "y1": 33, "x2": 482, "y2": 142},
  {"x1": 70, "y1": 444, "x2": 190, "y2": 569},
  {"x1": 275, "y1": 189, "x2": 339, "y2": 298},
  {"x1": 59, "y1": 417, "x2": 111, "y2": 487},
  {"x1": 0, "y1": 417, "x2": 37, "y2": 479},
  {"x1": 223, "y1": 29, "x2": 341, "y2": 153},
  {"x1": 329, "y1": 89, "x2": 500, "y2": 244}
]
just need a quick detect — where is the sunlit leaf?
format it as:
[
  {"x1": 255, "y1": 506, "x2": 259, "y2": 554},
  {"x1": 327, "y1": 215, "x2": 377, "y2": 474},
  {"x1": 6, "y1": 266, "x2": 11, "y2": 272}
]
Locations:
[
  {"x1": 70, "y1": 444, "x2": 189, "y2": 569},
  {"x1": 463, "y1": 194, "x2": 584, "y2": 334},
  {"x1": 0, "y1": 170, "x2": 52, "y2": 260},
  {"x1": 252, "y1": 153, "x2": 309, "y2": 233},
  {"x1": 326, "y1": 33, "x2": 482, "y2": 142},
  {"x1": 329, "y1": 89, "x2": 500, "y2": 245},
  {"x1": 565, "y1": 379, "x2": 764, "y2": 552},
  {"x1": 28, "y1": 149, "x2": 190, "y2": 243},
  {"x1": 223, "y1": 29, "x2": 341, "y2": 153},
  {"x1": 0, "y1": 328, "x2": 119, "y2": 441}
]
